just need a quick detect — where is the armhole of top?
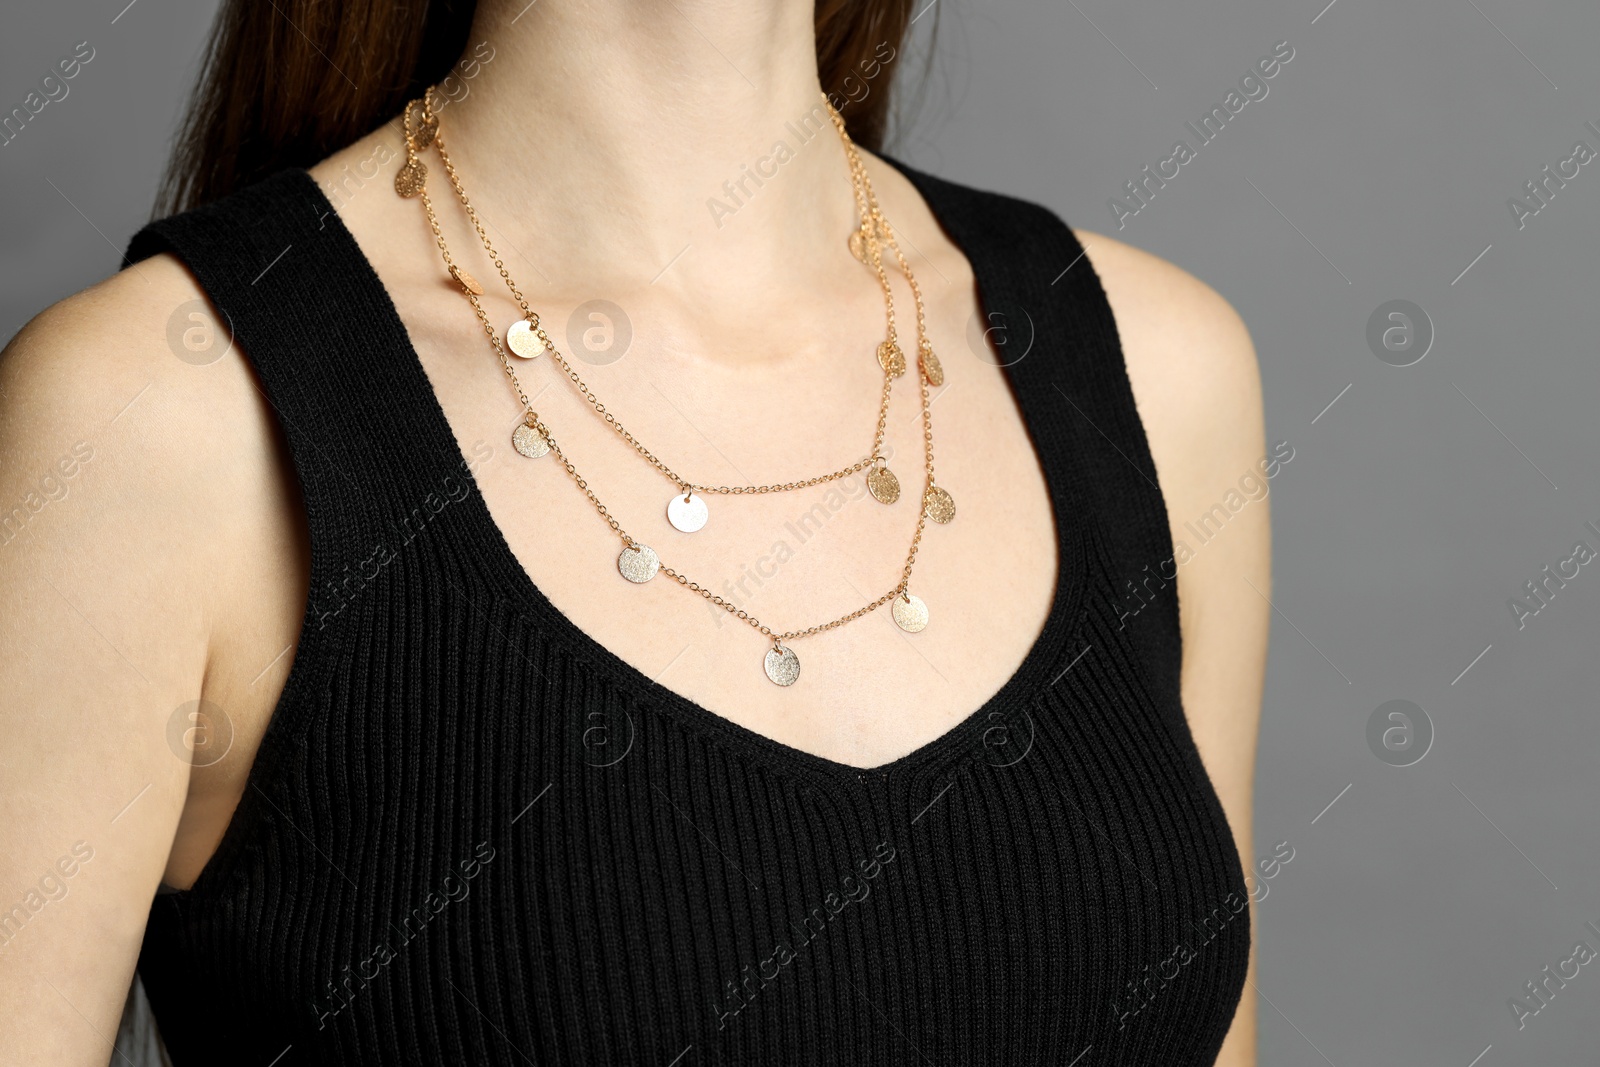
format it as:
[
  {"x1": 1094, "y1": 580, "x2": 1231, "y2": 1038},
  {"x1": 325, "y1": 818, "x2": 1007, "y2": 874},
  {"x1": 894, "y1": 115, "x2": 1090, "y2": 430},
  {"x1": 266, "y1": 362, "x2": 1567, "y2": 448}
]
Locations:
[
  {"x1": 1052, "y1": 223, "x2": 1186, "y2": 703},
  {"x1": 126, "y1": 220, "x2": 342, "y2": 904}
]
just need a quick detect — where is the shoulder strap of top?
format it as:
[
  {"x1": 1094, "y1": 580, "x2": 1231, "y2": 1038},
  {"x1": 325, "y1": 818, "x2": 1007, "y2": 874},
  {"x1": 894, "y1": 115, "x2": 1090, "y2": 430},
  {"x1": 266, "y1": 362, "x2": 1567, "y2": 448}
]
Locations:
[
  {"x1": 880, "y1": 155, "x2": 1183, "y2": 702},
  {"x1": 125, "y1": 169, "x2": 479, "y2": 646}
]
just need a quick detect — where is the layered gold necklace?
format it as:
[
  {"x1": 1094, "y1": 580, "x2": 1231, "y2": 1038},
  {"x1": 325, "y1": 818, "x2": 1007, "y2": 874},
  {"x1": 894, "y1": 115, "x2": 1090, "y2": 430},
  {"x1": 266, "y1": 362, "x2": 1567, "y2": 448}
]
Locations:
[{"x1": 395, "y1": 87, "x2": 954, "y2": 686}]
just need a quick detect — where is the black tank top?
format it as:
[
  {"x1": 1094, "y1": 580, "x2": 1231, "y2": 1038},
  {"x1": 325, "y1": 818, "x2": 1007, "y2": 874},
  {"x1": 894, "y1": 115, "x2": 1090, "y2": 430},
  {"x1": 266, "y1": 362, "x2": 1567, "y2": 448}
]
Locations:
[{"x1": 126, "y1": 159, "x2": 1249, "y2": 1066}]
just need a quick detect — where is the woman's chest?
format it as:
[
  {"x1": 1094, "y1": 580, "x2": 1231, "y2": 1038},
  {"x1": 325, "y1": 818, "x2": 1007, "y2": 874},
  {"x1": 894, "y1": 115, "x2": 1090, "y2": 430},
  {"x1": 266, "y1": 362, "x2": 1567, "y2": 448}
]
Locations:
[
  {"x1": 155, "y1": 600, "x2": 1249, "y2": 1066},
  {"x1": 401, "y1": 278, "x2": 1061, "y2": 769}
]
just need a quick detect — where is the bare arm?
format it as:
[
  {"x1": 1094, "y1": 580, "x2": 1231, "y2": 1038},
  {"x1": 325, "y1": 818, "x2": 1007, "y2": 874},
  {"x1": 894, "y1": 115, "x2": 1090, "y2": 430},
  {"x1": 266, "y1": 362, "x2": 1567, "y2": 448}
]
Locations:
[
  {"x1": 0, "y1": 255, "x2": 290, "y2": 1063},
  {"x1": 1085, "y1": 232, "x2": 1271, "y2": 1066}
]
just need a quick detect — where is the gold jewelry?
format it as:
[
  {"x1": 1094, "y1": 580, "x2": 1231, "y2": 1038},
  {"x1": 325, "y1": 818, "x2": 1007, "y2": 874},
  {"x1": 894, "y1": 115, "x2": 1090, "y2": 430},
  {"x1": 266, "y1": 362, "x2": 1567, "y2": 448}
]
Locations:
[
  {"x1": 402, "y1": 92, "x2": 902, "y2": 536},
  {"x1": 398, "y1": 89, "x2": 954, "y2": 685}
]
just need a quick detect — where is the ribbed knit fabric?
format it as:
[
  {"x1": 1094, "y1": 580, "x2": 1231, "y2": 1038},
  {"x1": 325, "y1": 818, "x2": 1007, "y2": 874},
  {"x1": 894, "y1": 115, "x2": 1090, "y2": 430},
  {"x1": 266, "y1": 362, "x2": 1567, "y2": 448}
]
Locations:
[{"x1": 126, "y1": 159, "x2": 1249, "y2": 1066}]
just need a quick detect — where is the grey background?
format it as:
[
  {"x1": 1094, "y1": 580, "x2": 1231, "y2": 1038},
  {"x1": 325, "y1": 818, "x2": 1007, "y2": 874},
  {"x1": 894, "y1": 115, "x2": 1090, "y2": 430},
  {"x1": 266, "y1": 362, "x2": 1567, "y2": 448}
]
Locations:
[{"x1": 5, "y1": 1, "x2": 1598, "y2": 1064}]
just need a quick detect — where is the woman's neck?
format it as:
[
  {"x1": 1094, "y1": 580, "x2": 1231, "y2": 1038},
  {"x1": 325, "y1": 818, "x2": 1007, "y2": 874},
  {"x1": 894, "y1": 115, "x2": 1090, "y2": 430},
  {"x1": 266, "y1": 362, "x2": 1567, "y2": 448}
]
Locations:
[{"x1": 442, "y1": 0, "x2": 859, "y2": 297}]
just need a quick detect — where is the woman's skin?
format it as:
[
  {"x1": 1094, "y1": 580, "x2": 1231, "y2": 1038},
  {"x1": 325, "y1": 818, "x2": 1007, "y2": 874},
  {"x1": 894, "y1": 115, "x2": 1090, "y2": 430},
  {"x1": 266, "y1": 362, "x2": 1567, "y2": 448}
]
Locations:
[{"x1": 0, "y1": 1, "x2": 1268, "y2": 1062}]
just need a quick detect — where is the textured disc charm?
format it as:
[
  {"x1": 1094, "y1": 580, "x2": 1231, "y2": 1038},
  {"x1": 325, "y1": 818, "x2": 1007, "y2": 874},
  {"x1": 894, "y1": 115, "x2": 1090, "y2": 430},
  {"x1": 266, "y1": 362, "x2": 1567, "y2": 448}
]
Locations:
[
  {"x1": 667, "y1": 491, "x2": 709, "y2": 533},
  {"x1": 507, "y1": 319, "x2": 543, "y2": 359},
  {"x1": 394, "y1": 157, "x2": 427, "y2": 198},
  {"x1": 764, "y1": 645, "x2": 801, "y2": 687},
  {"x1": 406, "y1": 102, "x2": 437, "y2": 149},
  {"x1": 866, "y1": 465, "x2": 901, "y2": 505},
  {"x1": 923, "y1": 485, "x2": 956, "y2": 524},
  {"x1": 892, "y1": 593, "x2": 930, "y2": 633},
  {"x1": 920, "y1": 345, "x2": 945, "y2": 387},
  {"x1": 511, "y1": 421, "x2": 550, "y2": 459},
  {"x1": 413, "y1": 118, "x2": 437, "y2": 151},
  {"x1": 450, "y1": 265, "x2": 484, "y2": 296},
  {"x1": 877, "y1": 340, "x2": 906, "y2": 378},
  {"x1": 618, "y1": 543, "x2": 661, "y2": 584},
  {"x1": 848, "y1": 230, "x2": 867, "y2": 263}
]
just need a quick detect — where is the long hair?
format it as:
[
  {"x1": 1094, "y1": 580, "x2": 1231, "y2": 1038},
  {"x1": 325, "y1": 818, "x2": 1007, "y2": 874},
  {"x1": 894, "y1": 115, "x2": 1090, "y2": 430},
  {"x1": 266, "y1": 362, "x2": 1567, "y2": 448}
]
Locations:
[{"x1": 158, "y1": 0, "x2": 922, "y2": 215}]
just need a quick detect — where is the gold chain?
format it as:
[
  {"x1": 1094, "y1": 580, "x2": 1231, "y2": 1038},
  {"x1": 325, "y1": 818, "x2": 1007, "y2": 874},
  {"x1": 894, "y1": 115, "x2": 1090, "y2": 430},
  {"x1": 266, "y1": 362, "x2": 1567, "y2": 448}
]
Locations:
[
  {"x1": 399, "y1": 90, "x2": 946, "y2": 651},
  {"x1": 414, "y1": 93, "x2": 898, "y2": 498}
]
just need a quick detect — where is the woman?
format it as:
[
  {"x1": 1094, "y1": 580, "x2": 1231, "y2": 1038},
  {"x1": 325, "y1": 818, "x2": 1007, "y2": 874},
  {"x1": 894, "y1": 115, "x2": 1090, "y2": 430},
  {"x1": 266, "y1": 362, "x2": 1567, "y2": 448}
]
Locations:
[{"x1": 0, "y1": 0, "x2": 1269, "y2": 1063}]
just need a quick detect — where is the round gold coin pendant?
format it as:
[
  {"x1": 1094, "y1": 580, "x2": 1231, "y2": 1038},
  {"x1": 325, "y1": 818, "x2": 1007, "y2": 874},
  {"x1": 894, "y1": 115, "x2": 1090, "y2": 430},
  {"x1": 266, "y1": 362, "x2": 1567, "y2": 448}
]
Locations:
[
  {"x1": 394, "y1": 158, "x2": 427, "y2": 198},
  {"x1": 512, "y1": 421, "x2": 550, "y2": 459},
  {"x1": 506, "y1": 319, "x2": 543, "y2": 359},
  {"x1": 923, "y1": 485, "x2": 956, "y2": 524},
  {"x1": 920, "y1": 345, "x2": 945, "y2": 387},
  {"x1": 892, "y1": 593, "x2": 930, "y2": 633},
  {"x1": 764, "y1": 645, "x2": 801, "y2": 687},
  {"x1": 618, "y1": 543, "x2": 661, "y2": 584},
  {"x1": 450, "y1": 265, "x2": 484, "y2": 296},
  {"x1": 866, "y1": 465, "x2": 901, "y2": 505},
  {"x1": 667, "y1": 491, "x2": 709, "y2": 533},
  {"x1": 877, "y1": 340, "x2": 906, "y2": 378}
]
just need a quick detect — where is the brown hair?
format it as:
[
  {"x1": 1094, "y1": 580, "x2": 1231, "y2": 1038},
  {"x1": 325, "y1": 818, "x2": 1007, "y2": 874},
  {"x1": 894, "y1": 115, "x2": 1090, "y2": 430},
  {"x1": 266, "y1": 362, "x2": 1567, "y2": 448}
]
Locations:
[{"x1": 159, "y1": 0, "x2": 922, "y2": 215}]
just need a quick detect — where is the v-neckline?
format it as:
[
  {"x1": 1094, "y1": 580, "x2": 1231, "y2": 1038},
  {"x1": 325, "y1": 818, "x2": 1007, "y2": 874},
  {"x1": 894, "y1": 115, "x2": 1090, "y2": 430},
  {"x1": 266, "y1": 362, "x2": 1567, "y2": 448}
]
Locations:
[{"x1": 291, "y1": 154, "x2": 1090, "y2": 788}]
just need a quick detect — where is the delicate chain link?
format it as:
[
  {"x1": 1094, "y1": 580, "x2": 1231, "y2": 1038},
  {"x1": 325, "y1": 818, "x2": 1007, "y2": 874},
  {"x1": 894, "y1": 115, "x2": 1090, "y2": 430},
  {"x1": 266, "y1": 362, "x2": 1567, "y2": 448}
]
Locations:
[
  {"x1": 423, "y1": 98, "x2": 894, "y2": 497},
  {"x1": 404, "y1": 89, "x2": 943, "y2": 646}
]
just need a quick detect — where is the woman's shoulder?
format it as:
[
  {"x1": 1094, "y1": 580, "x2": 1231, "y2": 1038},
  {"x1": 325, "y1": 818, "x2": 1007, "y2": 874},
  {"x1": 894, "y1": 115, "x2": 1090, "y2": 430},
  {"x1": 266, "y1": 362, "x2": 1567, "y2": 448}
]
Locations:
[
  {"x1": 3, "y1": 252, "x2": 263, "y2": 587},
  {"x1": 2, "y1": 252, "x2": 239, "y2": 589},
  {"x1": 1079, "y1": 230, "x2": 1260, "y2": 429},
  {"x1": 1, "y1": 243, "x2": 307, "y2": 768},
  {"x1": 1075, "y1": 231, "x2": 1264, "y2": 527}
]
